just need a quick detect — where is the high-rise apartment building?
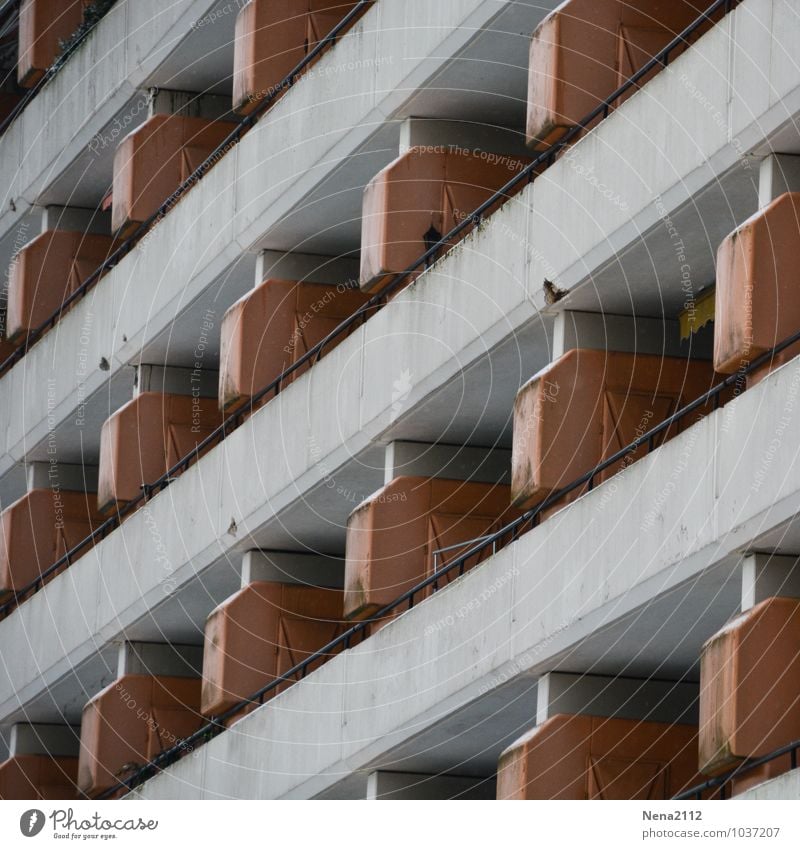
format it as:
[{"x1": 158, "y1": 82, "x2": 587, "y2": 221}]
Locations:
[{"x1": 0, "y1": 0, "x2": 798, "y2": 804}]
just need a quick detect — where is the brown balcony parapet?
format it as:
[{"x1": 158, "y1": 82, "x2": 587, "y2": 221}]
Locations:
[
  {"x1": 111, "y1": 114, "x2": 236, "y2": 236},
  {"x1": 359, "y1": 147, "x2": 529, "y2": 291},
  {"x1": 511, "y1": 349, "x2": 720, "y2": 511},
  {"x1": 232, "y1": 0, "x2": 360, "y2": 115},
  {"x1": 526, "y1": 0, "x2": 716, "y2": 148},
  {"x1": 97, "y1": 392, "x2": 223, "y2": 515},
  {"x1": 201, "y1": 580, "x2": 347, "y2": 717},
  {"x1": 18, "y1": 0, "x2": 86, "y2": 88},
  {"x1": 0, "y1": 754, "x2": 79, "y2": 800},
  {"x1": 77, "y1": 674, "x2": 202, "y2": 797},
  {"x1": 699, "y1": 596, "x2": 800, "y2": 793},
  {"x1": 219, "y1": 278, "x2": 368, "y2": 412},
  {"x1": 1, "y1": 489, "x2": 102, "y2": 598},
  {"x1": 344, "y1": 476, "x2": 520, "y2": 619},
  {"x1": 497, "y1": 713, "x2": 702, "y2": 799},
  {"x1": 714, "y1": 192, "x2": 800, "y2": 386},
  {"x1": 6, "y1": 230, "x2": 114, "y2": 342}
]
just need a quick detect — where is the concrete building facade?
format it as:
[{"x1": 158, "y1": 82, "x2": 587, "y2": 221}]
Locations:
[{"x1": 0, "y1": 0, "x2": 798, "y2": 800}]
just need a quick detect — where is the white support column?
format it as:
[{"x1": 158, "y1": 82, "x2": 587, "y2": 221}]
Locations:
[
  {"x1": 241, "y1": 550, "x2": 344, "y2": 588},
  {"x1": 40, "y1": 205, "x2": 111, "y2": 235},
  {"x1": 366, "y1": 770, "x2": 495, "y2": 800},
  {"x1": 134, "y1": 364, "x2": 219, "y2": 398},
  {"x1": 758, "y1": 153, "x2": 800, "y2": 208},
  {"x1": 384, "y1": 441, "x2": 511, "y2": 486},
  {"x1": 147, "y1": 87, "x2": 233, "y2": 122},
  {"x1": 8, "y1": 723, "x2": 80, "y2": 758},
  {"x1": 552, "y1": 311, "x2": 696, "y2": 360},
  {"x1": 398, "y1": 117, "x2": 528, "y2": 158},
  {"x1": 26, "y1": 461, "x2": 98, "y2": 493},
  {"x1": 741, "y1": 553, "x2": 800, "y2": 611},
  {"x1": 256, "y1": 250, "x2": 360, "y2": 288},
  {"x1": 535, "y1": 672, "x2": 698, "y2": 726},
  {"x1": 116, "y1": 642, "x2": 203, "y2": 678}
]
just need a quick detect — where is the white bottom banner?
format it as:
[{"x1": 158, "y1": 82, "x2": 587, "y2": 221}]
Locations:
[{"x1": 0, "y1": 800, "x2": 798, "y2": 848}]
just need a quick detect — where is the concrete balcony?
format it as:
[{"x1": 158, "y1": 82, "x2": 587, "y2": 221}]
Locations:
[
  {"x1": 359, "y1": 147, "x2": 529, "y2": 291},
  {"x1": 0, "y1": 488, "x2": 102, "y2": 598},
  {"x1": 97, "y1": 391, "x2": 223, "y2": 514},
  {"x1": 715, "y1": 191, "x2": 800, "y2": 386},
  {"x1": 77, "y1": 673, "x2": 202, "y2": 797},
  {"x1": 699, "y1": 596, "x2": 800, "y2": 793},
  {"x1": 111, "y1": 114, "x2": 237, "y2": 236},
  {"x1": 5, "y1": 229, "x2": 115, "y2": 342},
  {"x1": 233, "y1": 0, "x2": 361, "y2": 115},
  {"x1": 202, "y1": 577, "x2": 348, "y2": 718},
  {"x1": 526, "y1": 0, "x2": 717, "y2": 148},
  {"x1": 344, "y1": 476, "x2": 519, "y2": 619},
  {"x1": 510, "y1": 349, "x2": 720, "y2": 511},
  {"x1": 497, "y1": 713, "x2": 701, "y2": 799},
  {"x1": 219, "y1": 277, "x2": 368, "y2": 412},
  {"x1": 17, "y1": 0, "x2": 86, "y2": 88}
]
